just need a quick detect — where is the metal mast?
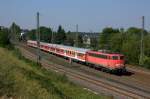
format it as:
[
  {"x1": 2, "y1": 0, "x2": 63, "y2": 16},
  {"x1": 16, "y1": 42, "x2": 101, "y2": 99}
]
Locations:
[
  {"x1": 36, "y1": 12, "x2": 41, "y2": 64},
  {"x1": 139, "y1": 16, "x2": 145, "y2": 65},
  {"x1": 76, "y1": 24, "x2": 78, "y2": 47}
]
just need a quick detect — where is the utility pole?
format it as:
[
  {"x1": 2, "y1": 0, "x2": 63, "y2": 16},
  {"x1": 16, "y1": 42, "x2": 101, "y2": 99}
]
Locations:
[
  {"x1": 139, "y1": 16, "x2": 145, "y2": 65},
  {"x1": 76, "y1": 24, "x2": 78, "y2": 47},
  {"x1": 36, "y1": 12, "x2": 41, "y2": 64}
]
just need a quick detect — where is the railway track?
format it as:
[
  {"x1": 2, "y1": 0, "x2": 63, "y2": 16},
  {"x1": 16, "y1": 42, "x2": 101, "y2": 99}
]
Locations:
[
  {"x1": 17, "y1": 44, "x2": 150, "y2": 99},
  {"x1": 19, "y1": 43, "x2": 150, "y2": 90},
  {"x1": 126, "y1": 64, "x2": 150, "y2": 75}
]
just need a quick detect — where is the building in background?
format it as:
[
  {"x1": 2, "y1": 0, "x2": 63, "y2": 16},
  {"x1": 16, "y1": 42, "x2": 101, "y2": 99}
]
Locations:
[{"x1": 80, "y1": 32, "x2": 99, "y2": 48}]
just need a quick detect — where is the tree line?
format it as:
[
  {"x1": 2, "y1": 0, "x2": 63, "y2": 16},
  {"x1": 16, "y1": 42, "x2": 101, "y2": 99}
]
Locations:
[
  {"x1": 26, "y1": 25, "x2": 150, "y2": 69},
  {"x1": 99, "y1": 27, "x2": 150, "y2": 68},
  {"x1": 27, "y1": 25, "x2": 83, "y2": 47},
  {"x1": 0, "y1": 22, "x2": 150, "y2": 69}
]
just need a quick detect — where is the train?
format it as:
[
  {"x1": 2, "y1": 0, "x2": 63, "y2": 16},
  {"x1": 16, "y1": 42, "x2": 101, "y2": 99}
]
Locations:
[{"x1": 27, "y1": 40, "x2": 126, "y2": 73}]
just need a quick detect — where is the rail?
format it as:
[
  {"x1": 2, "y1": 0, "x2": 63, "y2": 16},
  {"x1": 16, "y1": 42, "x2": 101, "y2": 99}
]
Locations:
[{"x1": 19, "y1": 45, "x2": 150, "y2": 99}]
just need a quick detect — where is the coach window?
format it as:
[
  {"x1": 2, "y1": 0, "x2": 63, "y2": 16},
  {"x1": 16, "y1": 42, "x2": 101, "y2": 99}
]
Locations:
[
  {"x1": 71, "y1": 51, "x2": 72, "y2": 55},
  {"x1": 88, "y1": 53, "x2": 91, "y2": 56},
  {"x1": 72, "y1": 52, "x2": 74, "y2": 55},
  {"x1": 91, "y1": 53, "x2": 95, "y2": 57},
  {"x1": 120, "y1": 56, "x2": 124, "y2": 60},
  {"x1": 98, "y1": 54, "x2": 102, "y2": 58},
  {"x1": 108, "y1": 56, "x2": 111, "y2": 59},
  {"x1": 78, "y1": 53, "x2": 83, "y2": 56},
  {"x1": 77, "y1": 53, "x2": 80, "y2": 56},
  {"x1": 104, "y1": 55, "x2": 107, "y2": 59},
  {"x1": 112, "y1": 56, "x2": 118, "y2": 60},
  {"x1": 99, "y1": 54, "x2": 102, "y2": 58}
]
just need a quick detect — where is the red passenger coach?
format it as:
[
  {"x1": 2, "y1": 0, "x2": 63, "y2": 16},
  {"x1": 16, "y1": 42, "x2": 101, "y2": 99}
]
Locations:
[{"x1": 86, "y1": 50, "x2": 125, "y2": 71}]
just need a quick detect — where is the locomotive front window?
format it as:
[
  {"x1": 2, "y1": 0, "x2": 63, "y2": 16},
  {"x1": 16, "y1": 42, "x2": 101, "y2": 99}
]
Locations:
[
  {"x1": 99, "y1": 54, "x2": 107, "y2": 59},
  {"x1": 112, "y1": 56, "x2": 118, "y2": 60}
]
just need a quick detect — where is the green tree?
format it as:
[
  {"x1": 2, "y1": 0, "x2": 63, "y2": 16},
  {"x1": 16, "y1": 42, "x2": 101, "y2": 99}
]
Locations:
[
  {"x1": 90, "y1": 38, "x2": 98, "y2": 50},
  {"x1": 27, "y1": 29, "x2": 36, "y2": 40},
  {"x1": 27, "y1": 26, "x2": 52, "y2": 43},
  {"x1": 10, "y1": 22, "x2": 21, "y2": 41},
  {"x1": 0, "y1": 28, "x2": 10, "y2": 46},
  {"x1": 55, "y1": 25, "x2": 66, "y2": 44},
  {"x1": 126, "y1": 27, "x2": 148, "y2": 36},
  {"x1": 99, "y1": 27, "x2": 119, "y2": 49},
  {"x1": 144, "y1": 34, "x2": 150, "y2": 56},
  {"x1": 121, "y1": 34, "x2": 140, "y2": 64},
  {"x1": 40, "y1": 27, "x2": 52, "y2": 43},
  {"x1": 65, "y1": 31, "x2": 74, "y2": 46},
  {"x1": 76, "y1": 34, "x2": 83, "y2": 47},
  {"x1": 143, "y1": 34, "x2": 150, "y2": 68},
  {"x1": 109, "y1": 33, "x2": 122, "y2": 52}
]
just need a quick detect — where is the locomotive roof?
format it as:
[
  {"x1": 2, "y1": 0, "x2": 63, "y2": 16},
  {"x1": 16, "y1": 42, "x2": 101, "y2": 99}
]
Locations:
[{"x1": 87, "y1": 50, "x2": 123, "y2": 56}]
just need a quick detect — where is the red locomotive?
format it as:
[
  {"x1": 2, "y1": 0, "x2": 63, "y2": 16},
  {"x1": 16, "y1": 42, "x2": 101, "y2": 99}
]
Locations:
[{"x1": 27, "y1": 40, "x2": 126, "y2": 73}]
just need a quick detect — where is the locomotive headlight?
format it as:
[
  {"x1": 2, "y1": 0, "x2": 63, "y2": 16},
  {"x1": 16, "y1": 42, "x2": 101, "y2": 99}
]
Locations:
[
  {"x1": 116, "y1": 64, "x2": 120, "y2": 66},
  {"x1": 116, "y1": 64, "x2": 124, "y2": 67}
]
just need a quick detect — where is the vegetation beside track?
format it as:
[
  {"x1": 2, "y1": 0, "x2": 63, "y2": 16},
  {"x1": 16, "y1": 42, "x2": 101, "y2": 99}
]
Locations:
[
  {"x1": 0, "y1": 47, "x2": 110, "y2": 99},
  {"x1": 1, "y1": 24, "x2": 150, "y2": 70}
]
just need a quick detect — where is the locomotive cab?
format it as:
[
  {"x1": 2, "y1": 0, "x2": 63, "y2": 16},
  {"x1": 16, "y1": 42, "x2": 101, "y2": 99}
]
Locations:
[{"x1": 109, "y1": 55, "x2": 125, "y2": 71}]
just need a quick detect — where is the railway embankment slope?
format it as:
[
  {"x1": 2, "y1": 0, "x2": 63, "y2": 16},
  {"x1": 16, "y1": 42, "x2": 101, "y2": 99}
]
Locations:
[{"x1": 0, "y1": 47, "x2": 110, "y2": 99}]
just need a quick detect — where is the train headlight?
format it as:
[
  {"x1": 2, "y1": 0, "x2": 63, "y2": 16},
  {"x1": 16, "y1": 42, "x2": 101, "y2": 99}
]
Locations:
[{"x1": 116, "y1": 64, "x2": 124, "y2": 67}]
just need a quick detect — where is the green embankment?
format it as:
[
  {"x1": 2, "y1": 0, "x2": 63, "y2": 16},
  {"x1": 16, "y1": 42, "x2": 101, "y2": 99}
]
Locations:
[{"x1": 0, "y1": 47, "x2": 110, "y2": 99}]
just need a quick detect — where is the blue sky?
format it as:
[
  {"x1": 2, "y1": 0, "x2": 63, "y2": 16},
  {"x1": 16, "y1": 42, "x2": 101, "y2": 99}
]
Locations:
[{"x1": 0, "y1": 0, "x2": 150, "y2": 32}]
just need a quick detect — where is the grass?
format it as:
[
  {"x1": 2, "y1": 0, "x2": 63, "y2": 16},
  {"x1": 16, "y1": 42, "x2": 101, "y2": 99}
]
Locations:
[{"x1": 0, "y1": 47, "x2": 111, "y2": 99}]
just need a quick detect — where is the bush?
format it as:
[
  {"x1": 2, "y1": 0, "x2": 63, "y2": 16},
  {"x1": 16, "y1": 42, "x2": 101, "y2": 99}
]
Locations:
[
  {"x1": 0, "y1": 28, "x2": 10, "y2": 47},
  {"x1": 143, "y1": 56, "x2": 150, "y2": 69}
]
